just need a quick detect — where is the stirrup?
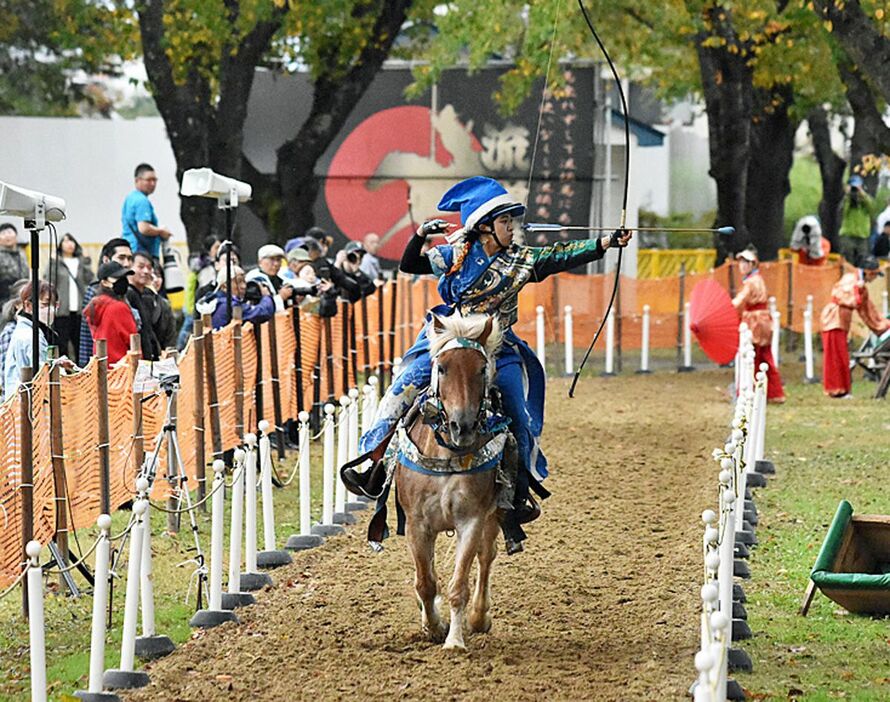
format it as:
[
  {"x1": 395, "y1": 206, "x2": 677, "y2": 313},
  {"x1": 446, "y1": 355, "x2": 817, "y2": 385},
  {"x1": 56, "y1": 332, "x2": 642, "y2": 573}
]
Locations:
[
  {"x1": 515, "y1": 496, "x2": 541, "y2": 525},
  {"x1": 340, "y1": 459, "x2": 387, "y2": 500}
]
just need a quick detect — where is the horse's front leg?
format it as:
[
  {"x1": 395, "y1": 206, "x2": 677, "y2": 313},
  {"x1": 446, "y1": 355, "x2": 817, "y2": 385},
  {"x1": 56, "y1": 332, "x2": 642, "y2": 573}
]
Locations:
[
  {"x1": 468, "y1": 513, "x2": 500, "y2": 634},
  {"x1": 444, "y1": 517, "x2": 483, "y2": 651},
  {"x1": 406, "y1": 521, "x2": 446, "y2": 642}
]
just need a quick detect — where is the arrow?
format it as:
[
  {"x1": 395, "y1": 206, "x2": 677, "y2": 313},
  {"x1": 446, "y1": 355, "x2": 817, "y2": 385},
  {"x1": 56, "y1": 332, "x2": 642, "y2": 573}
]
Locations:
[{"x1": 523, "y1": 223, "x2": 736, "y2": 236}]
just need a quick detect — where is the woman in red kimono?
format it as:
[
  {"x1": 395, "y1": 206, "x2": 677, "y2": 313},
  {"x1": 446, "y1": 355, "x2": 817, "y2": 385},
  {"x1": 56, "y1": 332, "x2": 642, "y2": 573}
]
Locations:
[
  {"x1": 820, "y1": 255, "x2": 889, "y2": 398},
  {"x1": 732, "y1": 247, "x2": 785, "y2": 403}
]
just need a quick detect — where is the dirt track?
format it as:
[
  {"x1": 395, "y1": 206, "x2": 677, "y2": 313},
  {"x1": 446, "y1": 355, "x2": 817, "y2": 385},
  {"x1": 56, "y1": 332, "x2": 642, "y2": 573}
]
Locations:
[{"x1": 125, "y1": 370, "x2": 728, "y2": 701}]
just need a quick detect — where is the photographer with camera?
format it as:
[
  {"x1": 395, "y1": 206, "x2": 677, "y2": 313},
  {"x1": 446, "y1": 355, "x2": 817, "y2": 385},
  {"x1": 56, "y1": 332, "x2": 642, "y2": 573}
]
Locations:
[
  {"x1": 209, "y1": 265, "x2": 275, "y2": 330},
  {"x1": 839, "y1": 175, "x2": 877, "y2": 264},
  {"x1": 789, "y1": 215, "x2": 829, "y2": 266},
  {"x1": 245, "y1": 244, "x2": 294, "y2": 312},
  {"x1": 332, "y1": 241, "x2": 377, "y2": 304}
]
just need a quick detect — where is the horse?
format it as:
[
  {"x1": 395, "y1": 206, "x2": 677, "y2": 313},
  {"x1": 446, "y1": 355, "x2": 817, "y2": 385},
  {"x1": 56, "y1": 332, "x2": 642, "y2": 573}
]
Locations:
[{"x1": 394, "y1": 312, "x2": 507, "y2": 651}]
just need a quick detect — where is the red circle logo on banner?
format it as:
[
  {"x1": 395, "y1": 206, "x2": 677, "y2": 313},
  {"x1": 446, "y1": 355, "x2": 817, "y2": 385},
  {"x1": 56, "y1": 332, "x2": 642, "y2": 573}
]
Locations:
[{"x1": 325, "y1": 105, "x2": 482, "y2": 260}]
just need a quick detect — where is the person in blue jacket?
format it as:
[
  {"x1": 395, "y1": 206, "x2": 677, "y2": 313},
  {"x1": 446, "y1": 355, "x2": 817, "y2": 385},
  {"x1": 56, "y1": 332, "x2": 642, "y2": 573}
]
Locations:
[
  {"x1": 208, "y1": 266, "x2": 275, "y2": 330},
  {"x1": 343, "y1": 176, "x2": 631, "y2": 550}
]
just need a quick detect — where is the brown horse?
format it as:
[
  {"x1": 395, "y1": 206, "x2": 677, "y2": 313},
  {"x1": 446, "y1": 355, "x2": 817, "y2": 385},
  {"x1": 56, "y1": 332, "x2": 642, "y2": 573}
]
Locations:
[{"x1": 395, "y1": 312, "x2": 505, "y2": 651}]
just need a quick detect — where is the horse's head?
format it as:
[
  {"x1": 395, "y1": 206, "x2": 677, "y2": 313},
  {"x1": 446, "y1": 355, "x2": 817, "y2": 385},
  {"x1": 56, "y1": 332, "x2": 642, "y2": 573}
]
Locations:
[{"x1": 428, "y1": 313, "x2": 502, "y2": 449}]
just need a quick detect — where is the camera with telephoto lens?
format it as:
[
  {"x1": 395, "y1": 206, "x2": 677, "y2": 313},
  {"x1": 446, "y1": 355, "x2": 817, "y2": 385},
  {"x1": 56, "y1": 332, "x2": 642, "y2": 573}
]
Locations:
[
  {"x1": 346, "y1": 251, "x2": 361, "y2": 264},
  {"x1": 244, "y1": 280, "x2": 263, "y2": 304}
]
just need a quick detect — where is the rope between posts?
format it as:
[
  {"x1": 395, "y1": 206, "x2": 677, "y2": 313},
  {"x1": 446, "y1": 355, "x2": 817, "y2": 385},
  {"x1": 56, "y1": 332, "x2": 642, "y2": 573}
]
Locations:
[
  {"x1": 43, "y1": 533, "x2": 104, "y2": 575},
  {"x1": 149, "y1": 467, "x2": 229, "y2": 515}
]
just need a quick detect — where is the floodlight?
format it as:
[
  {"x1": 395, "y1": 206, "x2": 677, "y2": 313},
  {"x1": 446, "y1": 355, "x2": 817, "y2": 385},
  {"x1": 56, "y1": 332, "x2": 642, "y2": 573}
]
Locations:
[
  {"x1": 0, "y1": 180, "x2": 66, "y2": 226},
  {"x1": 180, "y1": 168, "x2": 251, "y2": 208}
]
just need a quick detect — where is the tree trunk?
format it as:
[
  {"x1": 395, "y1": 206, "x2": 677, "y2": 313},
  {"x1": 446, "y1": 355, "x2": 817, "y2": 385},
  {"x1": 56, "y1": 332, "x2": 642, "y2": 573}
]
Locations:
[
  {"x1": 811, "y1": 0, "x2": 890, "y2": 103},
  {"x1": 744, "y1": 84, "x2": 798, "y2": 260},
  {"x1": 838, "y1": 56, "x2": 890, "y2": 196},
  {"x1": 271, "y1": 0, "x2": 413, "y2": 243},
  {"x1": 807, "y1": 105, "x2": 846, "y2": 248},
  {"x1": 137, "y1": 0, "x2": 283, "y2": 250},
  {"x1": 693, "y1": 11, "x2": 754, "y2": 263}
]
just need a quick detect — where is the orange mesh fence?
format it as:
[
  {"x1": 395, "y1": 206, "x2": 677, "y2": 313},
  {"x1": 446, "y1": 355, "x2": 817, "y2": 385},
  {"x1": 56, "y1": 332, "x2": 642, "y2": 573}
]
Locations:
[{"x1": 3, "y1": 265, "x2": 889, "y2": 587}]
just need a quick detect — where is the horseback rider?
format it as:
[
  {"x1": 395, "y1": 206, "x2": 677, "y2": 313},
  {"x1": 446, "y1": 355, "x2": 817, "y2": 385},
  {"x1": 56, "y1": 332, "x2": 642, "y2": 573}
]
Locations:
[{"x1": 342, "y1": 176, "x2": 632, "y2": 550}]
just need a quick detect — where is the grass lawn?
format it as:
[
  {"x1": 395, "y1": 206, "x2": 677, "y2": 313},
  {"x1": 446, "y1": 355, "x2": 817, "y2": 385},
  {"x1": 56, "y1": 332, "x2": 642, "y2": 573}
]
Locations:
[{"x1": 737, "y1": 362, "x2": 890, "y2": 701}]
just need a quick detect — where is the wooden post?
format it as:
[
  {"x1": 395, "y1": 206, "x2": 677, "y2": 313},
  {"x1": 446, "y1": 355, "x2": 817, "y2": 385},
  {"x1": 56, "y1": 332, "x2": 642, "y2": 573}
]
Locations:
[
  {"x1": 291, "y1": 306, "x2": 305, "y2": 415},
  {"x1": 311, "y1": 331, "x2": 322, "y2": 428},
  {"x1": 233, "y1": 307, "x2": 244, "y2": 439},
  {"x1": 96, "y1": 339, "x2": 110, "y2": 516},
  {"x1": 360, "y1": 295, "x2": 371, "y2": 379},
  {"x1": 253, "y1": 321, "x2": 264, "y2": 430},
  {"x1": 340, "y1": 300, "x2": 350, "y2": 396},
  {"x1": 349, "y1": 300, "x2": 359, "y2": 389},
  {"x1": 49, "y1": 363, "x2": 68, "y2": 566},
  {"x1": 193, "y1": 318, "x2": 206, "y2": 508},
  {"x1": 128, "y1": 334, "x2": 144, "y2": 473},
  {"x1": 324, "y1": 315, "x2": 336, "y2": 403},
  {"x1": 405, "y1": 276, "x2": 414, "y2": 354},
  {"x1": 377, "y1": 284, "x2": 386, "y2": 385},
  {"x1": 200, "y1": 314, "x2": 223, "y2": 461},
  {"x1": 20, "y1": 367, "x2": 33, "y2": 617},
  {"x1": 267, "y1": 315, "x2": 286, "y2": 460},
  {"x1": 389, "y1": 278, "x2": 398, "y2": 376}
]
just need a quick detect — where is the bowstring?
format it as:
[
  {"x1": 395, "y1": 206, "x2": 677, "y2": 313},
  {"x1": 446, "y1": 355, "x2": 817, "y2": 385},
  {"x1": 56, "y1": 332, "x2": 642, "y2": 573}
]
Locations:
[
  {"x1": 523, "y1": 0, "x2": 563, "y2": 222},
  {"x1": 568, "y1": 0, "x2": 631, "y2": 398}
]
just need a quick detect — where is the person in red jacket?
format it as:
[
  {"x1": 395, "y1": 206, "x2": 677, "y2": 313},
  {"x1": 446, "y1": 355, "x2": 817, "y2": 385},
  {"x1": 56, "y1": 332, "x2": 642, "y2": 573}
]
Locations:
[
  {"x1": 731, "y1": 247, "x2": 785, "y2": 403},
  {"x1": 820, "y1": 255, "x2": 889, "y2": 398},
  {"x1": 84, "y1": 261, "x2": 137, "y2": 365}
]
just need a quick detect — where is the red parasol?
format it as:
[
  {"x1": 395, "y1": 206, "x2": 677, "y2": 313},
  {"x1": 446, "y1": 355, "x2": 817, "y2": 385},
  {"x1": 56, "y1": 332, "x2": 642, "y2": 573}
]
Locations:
[{"x1": 688, "y1": 279, "x2": 739, "y2": 365}]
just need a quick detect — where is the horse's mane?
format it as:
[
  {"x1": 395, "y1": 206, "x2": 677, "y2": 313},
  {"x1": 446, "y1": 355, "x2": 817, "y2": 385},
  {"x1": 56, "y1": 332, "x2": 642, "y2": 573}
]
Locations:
[{"x1": 429, "y1": 313, "x2": 503, "y2": 362}]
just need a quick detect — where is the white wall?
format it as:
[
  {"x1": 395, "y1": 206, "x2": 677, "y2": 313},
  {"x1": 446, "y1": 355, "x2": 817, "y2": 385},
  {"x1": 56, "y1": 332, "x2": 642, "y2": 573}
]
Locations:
[{"x1": 0, "y1": 117, "x2": 185, "y2": 245}]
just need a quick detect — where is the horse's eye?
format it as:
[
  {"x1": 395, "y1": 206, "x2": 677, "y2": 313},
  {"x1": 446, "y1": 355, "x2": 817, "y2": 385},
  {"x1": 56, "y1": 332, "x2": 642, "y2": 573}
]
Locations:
[{"x1": 438, "y1": 365, "x2": 447, "y2": 375}]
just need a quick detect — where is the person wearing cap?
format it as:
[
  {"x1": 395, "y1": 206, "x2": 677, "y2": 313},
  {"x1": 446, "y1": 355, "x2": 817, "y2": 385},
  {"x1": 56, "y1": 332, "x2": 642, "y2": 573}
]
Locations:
[
  {"x1": 839, "y1": 175, "x2": 876, "y2": 264},
  {"x1": 731, "y1": 247, "x2": 785, "y2": 403},
  {"x1": 83, "y1": 261, "x2": 138, "y2": 365},
  {"x1": 332, "y1": 241, "x2": 376, "y2": 303},
  {"x1": 343, "y1": 176, "x2": 632, "y2": 553},
  {"x1": 820, "y1": 255, "x2": 889, "y2": 398},
  {"x1": 246, "y1": 244, "x2": 294, "y2": 312},
  {"x1": 209, "y1": 265, "x2": 275, "y2": 330}
]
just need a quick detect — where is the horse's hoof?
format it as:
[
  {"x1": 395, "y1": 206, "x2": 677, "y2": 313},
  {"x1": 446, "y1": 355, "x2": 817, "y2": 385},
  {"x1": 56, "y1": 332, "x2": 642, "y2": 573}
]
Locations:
[
  {"x1": 468, "y1": 612, "x2": 492, "y2": 634},
  {"x1": 443, "y1": 639, "x2": 467, "y2": 652},
  {"x1": 423, "y1": 623, "x2": 448, "y2": 643}
]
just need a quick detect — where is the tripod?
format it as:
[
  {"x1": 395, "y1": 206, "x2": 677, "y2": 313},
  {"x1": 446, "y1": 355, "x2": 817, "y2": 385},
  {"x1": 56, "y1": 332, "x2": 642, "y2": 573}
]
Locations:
[{"x1": 138, "y1": 380, "x2": 205, "y2": 579}]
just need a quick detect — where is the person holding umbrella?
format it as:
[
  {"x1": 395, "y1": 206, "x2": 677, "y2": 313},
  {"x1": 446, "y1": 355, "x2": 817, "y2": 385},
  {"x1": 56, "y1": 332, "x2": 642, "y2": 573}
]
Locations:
[
  {"x1": 820, "y1": 255, "x2": 889, "y2": 398},
  {"x1": 731, "y1": 246, "x2": 785, "y2": 403}
]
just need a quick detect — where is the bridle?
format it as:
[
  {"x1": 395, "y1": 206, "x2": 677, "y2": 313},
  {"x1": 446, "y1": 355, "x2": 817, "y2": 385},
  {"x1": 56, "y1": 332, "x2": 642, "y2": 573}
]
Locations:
[{"x1": 422, "y1": 336, "x2": 495, "y2": 454}]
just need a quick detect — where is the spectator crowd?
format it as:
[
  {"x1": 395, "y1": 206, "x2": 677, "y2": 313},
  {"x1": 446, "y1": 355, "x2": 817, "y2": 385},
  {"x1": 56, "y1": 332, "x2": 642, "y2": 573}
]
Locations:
[{"x1": 0, "y1": 163, "x2": 386, "y2": 401}]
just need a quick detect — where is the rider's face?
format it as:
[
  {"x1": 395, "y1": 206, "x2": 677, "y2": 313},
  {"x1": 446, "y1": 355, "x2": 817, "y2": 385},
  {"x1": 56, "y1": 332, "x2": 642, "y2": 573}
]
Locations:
[{"x1": 480, "y1": 214, "x2": 514, "y2": 252}]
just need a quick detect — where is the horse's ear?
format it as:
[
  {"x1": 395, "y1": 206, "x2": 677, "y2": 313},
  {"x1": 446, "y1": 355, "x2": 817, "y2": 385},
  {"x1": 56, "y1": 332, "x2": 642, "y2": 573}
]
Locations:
[
  {"x1": 478, "y1": 317, "x2": 494, "y2": 347},
  {"x1": 432, "y1": 314, "x2": 446, "y2": 335}
]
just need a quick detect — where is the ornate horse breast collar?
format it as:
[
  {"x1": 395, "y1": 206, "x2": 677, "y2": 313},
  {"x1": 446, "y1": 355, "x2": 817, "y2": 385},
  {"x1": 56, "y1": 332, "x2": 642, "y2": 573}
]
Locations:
[{"x1": 397, "y1": 425, "x2": 508, "y2": 476}]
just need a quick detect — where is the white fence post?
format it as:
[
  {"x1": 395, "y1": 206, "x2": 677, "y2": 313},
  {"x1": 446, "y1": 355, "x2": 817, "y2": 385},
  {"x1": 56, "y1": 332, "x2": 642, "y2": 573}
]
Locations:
[
  {"x1": 26, "y1": 541, "x2": 46, "y2": 702},
  {"x1": 804, "y1": 295, "x2": 817, "y2": 383},
  {"x1": 682, "y1": 301, "x2": 693, "y2": 370},
  {"x1": 333, "y1": 396, "x2": 355, "y2": 526},
  {"x1": 239, "y1": 435, "x2": 272, "y2": 591},
  {"x1": 75, "y1": 515, "x2": 112, "y2": 699},
  {"x1": 257, "y1": 421, "x2": 292, "y2": 567},
  {"x1": 312, "y1": 404, "x2": 345, "y2": 538},
  {"x1": 191, "y1": 461, "x2": 239, "y2": 628},
  {"x1": 603, "y1": 307, "x2": 615, "y2": 376},
  {"x1": 639, "y1": 304, "x2": 651, "y2": 373},
  {"x1": 770, "y1": 306, "x2": 781, "y2": 367},
  {"x1": 883, "y1": 290, "x2": 888, "y2": 319},
  {"x1": 103, "y1": 496, "x2": 150, "y2": 690},
  {"x1": 564, "y1": 305, "x2": 574, "y2": 376},
  {"x1": 345, "y1": 388, "x2": 366, "y2": 511},
  {"x1": 135, "y1": 475, "x2": 174, "y2": 660},
  {"x1": 286, "y1": 411, "x2": 324, "y2": 550},
  {"x1": 536, "y1": 305, "x2": 546, "y2": 368},
  {"x1": 222, "y1": 448, "x2": 255, "y2": 610}
]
